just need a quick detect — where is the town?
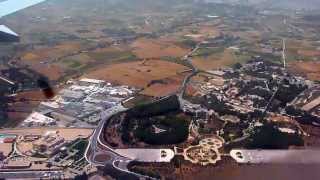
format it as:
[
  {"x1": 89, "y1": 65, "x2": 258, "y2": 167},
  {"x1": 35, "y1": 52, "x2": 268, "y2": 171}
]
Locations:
[{"x1": 0, "y1": 0, "x2": 320, "y2": 179}]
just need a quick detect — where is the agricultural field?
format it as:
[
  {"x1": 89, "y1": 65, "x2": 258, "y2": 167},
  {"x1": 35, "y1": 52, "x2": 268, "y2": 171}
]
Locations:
[
  {"x1": 140, "y1": 74, "x2": 187, "y2": 97},
  {"x1": 288, "y1": 61, "x2": 320, "y2": 81},
  {"x1": 192, "y1": 49, "x2": 238, "y2": 71},
  {"x1": 21, "y1": 41, "x2": 86, "y2": 62},
  {"x1": 86, "y1": 60, "x2": 190, "y2": 88},
  {"x1": 131, "y1": 38, "x2": 189, "y2": 59}
]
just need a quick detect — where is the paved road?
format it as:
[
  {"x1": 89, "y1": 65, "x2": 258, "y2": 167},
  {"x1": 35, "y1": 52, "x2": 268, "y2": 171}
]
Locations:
[{"x1": 86, "y1": 43, "x2": 202, "y2": 179}]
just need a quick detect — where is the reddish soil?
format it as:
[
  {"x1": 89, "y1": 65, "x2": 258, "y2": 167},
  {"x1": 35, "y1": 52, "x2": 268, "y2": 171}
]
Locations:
[
  {"x1": 86, "y1": 60, "x2": 189, "y2": 88},
  {"x1": 131, "y1": 38, "x2": 189, "y2": 59},
  {"x1": 140, "y1": 74, "x2": 186, "y2": 97},
  {"x1": 288, "y1": 61, "x2": 320, "y2": 81}
]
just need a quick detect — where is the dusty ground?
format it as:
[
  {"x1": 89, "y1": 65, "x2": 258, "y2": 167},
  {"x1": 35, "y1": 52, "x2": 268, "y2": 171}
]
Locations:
[
  {"x1": 13, "y1": 128, "x2": 93, "y2": 156},
  {"x1": 298, "y1": 49, "x2": 320, "y2": 57},
  {"x1": 140, "y1": 74, "x2": 187, "y2": 97},
  {"x1": 22, "y1": 42, "x2": 85, "y2": 63},
  {"x1": 86, "y1": 60, "x2": 189, "y2": 88},
  {"x1": 192, "y1": 49, "x2": 236, "y2": 71},
  {"x1": 288, "y1": 61, "x2": 320, "y2": 81},
  {"x1": 131, "y1": 38, "x2": 189, "y2": 59},
  {"x1": 0, "y1": 143, "x2": 13, "y2": 156}
]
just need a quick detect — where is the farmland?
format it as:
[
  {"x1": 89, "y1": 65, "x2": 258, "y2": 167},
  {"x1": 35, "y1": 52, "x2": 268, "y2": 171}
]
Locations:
[
  {"x1": 86, "y1": 60, "x2": 190, "y2": 88},
  {"x1": 192, "y1": 49, "x2": 238, "y2": 71},
  {"x1": 289, "y1": 61, "x2": 320, "y2": 81},
  {"x1": 131, "y1": 38, "x2": 189, "y2": 59}
]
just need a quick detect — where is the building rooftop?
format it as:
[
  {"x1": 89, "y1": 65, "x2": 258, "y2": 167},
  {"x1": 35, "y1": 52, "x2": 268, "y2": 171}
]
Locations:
[
  {"x1": 24, "y1": 112, "x2": 55, "y2": 124},
  {"x1": 79, "y1": 78, "x2": 105, "y2": 84},
  {"x1": 302, "y1": 96, "x2": 320, "y2": 112}
]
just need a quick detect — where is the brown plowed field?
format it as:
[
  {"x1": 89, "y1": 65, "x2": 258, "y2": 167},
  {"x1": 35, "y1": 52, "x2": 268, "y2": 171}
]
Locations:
[
  {"x1": 288, "y1": 61, "x2": 320, "y2": 81},
  {"x1": 131, "y1": 38, "x2": 189, "y2": 59},
  {"x1": 140, "y1": 74, "x2": 186, "y2": 97},
  {"x1": 22, "y1": 42, "x2": 84, "y2": 63},
  {"x1": 86, "y1": 60, "x2": 190, "y2": 88},
  {"x1": 192, "y1": 49, "x2": 236, "y2": 71}
]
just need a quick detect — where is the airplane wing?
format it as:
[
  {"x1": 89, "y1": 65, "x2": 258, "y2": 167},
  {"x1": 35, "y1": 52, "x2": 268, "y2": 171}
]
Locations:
[{"x1": 0, "y1": 0, "x2": 48, "y2": 42}]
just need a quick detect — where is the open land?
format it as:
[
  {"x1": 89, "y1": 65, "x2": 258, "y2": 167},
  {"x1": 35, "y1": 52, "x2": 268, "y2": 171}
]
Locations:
[
  {"x1": 1, "y1": 0, "x2": 320, "y2": 179},
  {"x1": 288, "y1": 61, "x2": 320, "y2": 81},
  {"x1": 192, "y1": 49, "x2": 237, "y2": 71},
  {"x1": 86, "y1": 60, "x2": 190, "y2": 88},
  {"x1": 131, "y1": 38, "x2": 189, "y2": 59}
]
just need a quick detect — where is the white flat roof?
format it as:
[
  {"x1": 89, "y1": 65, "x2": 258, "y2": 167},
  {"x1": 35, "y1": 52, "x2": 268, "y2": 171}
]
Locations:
[
  {"x1": 24, "y1": 112, "x2": 55, "y2": 124},
  {"x1": 80, "y1": 78, "x2": 105, "y2": 84},
  {"x1": 0, "y1": 25, "x2": 18, "y2": 36}
]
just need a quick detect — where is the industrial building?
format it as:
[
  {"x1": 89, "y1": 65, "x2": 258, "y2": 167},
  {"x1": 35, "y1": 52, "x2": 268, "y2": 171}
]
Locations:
[
  {"x1": 32, "y1": 131, "x2": 67, "y2": 156},
  {"x1": 22, "y1": 78, "x2": 136, "y2": 127}
]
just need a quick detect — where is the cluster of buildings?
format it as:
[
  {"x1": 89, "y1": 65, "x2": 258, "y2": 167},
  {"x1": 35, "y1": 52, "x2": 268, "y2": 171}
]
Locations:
[
  {"x1": 21, "y1": 78, "x2": 136, "y2": 127},
  {"x1": 184, "y1": 58, "x2": 315, "y2": 144},
  {"x1": 290, "y1": 86, "x2": 320, "y2": 121},
  {"x1": 32, "y1": 131, "x2": 67, "y2": 157},
  {"x1": 0, "y1": 129, "x2": 92, "y2": 179}
]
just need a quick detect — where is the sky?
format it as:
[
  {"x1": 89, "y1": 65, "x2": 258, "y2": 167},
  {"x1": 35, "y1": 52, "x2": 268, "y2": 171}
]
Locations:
[{"x1": 0, "y1": 0, "x2": 47, "y2": 18}]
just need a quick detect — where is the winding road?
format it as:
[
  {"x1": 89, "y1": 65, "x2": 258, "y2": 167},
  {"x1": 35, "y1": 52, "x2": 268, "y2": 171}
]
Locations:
[{"x1": 85, "y1": 43, "x2": 201, "y2": 179}]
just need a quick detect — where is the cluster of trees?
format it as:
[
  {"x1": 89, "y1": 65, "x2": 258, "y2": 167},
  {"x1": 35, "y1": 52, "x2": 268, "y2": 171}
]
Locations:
[
  {"x1": 121, "y1": 95, "x2": 190, "y2": 145},
  {"x1": 135, "y1": 116, "x2": 189, "y2": 145},
  {"x1": 0, "y1": 81, "x2": 12, "y2": 127},
  {"x1": 102, "y1": 28, "x2": 136, "y2": 38},
  {"x1": 286, "y1": 106, "x2": 320, "y2": 125},
  {"x1": 126, "y1": 95, "x2": 180, "y2": 118},
  {"x1": 178, "y1": 38, "x2": 197, "y2": 49},
  {"x1": 245, "y1": 123, "x2": 304, "y2": 149},
  {"x1": 127, "y1": 161, "x2": 161, "y2": 179}
]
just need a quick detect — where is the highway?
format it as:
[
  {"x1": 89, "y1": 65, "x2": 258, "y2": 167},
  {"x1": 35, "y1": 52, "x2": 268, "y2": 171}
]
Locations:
[{"x1": 85, "y1": 104, "x2": 154, "y2": 179}]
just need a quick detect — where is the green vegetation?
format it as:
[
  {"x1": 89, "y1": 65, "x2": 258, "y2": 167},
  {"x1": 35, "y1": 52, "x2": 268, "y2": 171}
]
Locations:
[
  {"x1": 62, "y1": 60, "x2": 82, "y2": 69},
  {"x1": 246, "y1": 123, "x2": 304, "y2": 149},
  {"x1": 28, "y1": 32, "x2": 78, "y2": 45},
  {"x1": 193, "y1": 47, "x2": 224, "y2": 57},
  {"x1": 127, "y1": 95, "x2": 180, "y2": 118},
  {"x1": 161, "y1": 56, "x2": 194, "y2": 69},
  {"x1": 121, "y1": 95, "x2": 190, "y2": 145},
  {"x1": 68, "y1": 139, "x2": 88, "y2": 161},
  {"x1": 177, "y1": 38, "x2": 197, "y2": 49},
  {"x1": 122, "y1": 95, "x2": 154, "y2": 108},
  {"x1": 88, "y1": 51, "x2": 137, "y2": 62},
  {"x1": 0, "y1": 93, "x2": 8, "y2": 127},
  {"x1": 128, "y1": 162, "x2": 161, "y2": 179},
  {"x1": 105, "y1": 19, "x2": 127, "y2": 29},
  {"x1": 135, "y1": 115, "x2": 190, "y2": 145},
  {"x1": 233, "y1": 51, "x2": 252, "y2": 64}
]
